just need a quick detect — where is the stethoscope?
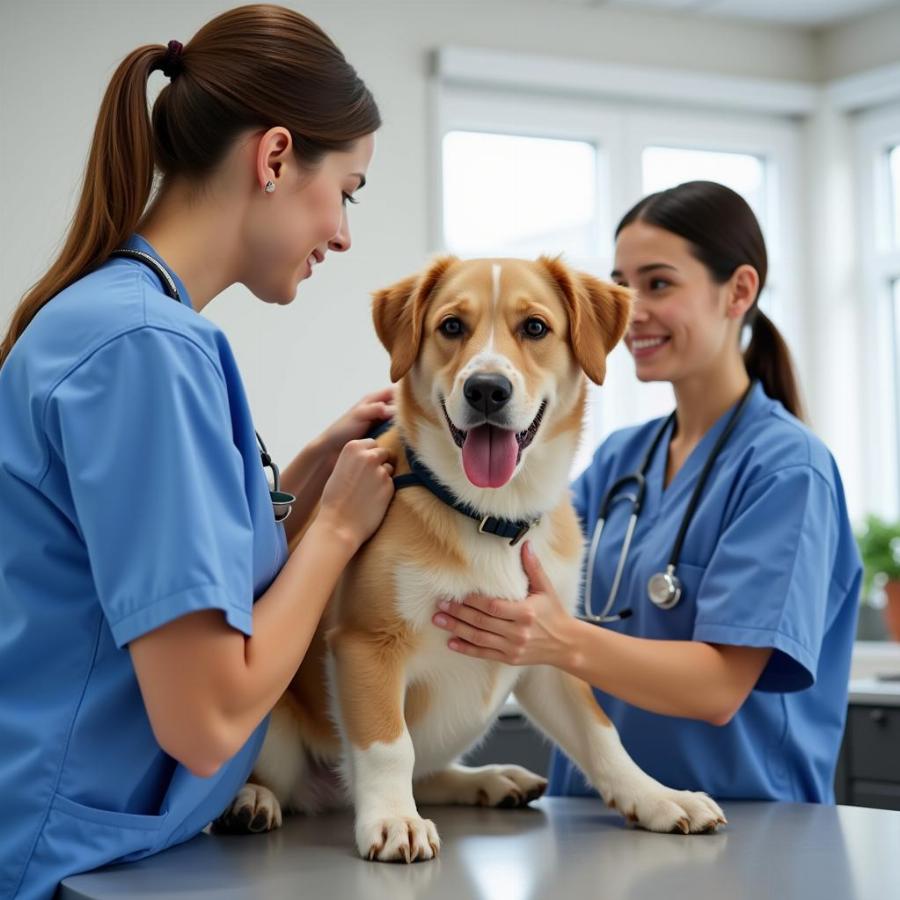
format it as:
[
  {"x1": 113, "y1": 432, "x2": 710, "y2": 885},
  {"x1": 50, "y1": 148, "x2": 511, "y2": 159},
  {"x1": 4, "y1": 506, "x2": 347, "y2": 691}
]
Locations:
[
  {"x1": 108, "y1": 248, "x2": 296, "y2": 524},
  {"x1": 579, "y1": 380, "x2": 755, "y2": 624}
]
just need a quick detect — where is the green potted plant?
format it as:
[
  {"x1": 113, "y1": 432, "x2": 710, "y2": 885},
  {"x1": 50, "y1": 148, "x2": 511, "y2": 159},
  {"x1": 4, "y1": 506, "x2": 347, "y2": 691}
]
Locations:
[{"x1": 855, "y1": 514, "x2": 900, "y2": 641}]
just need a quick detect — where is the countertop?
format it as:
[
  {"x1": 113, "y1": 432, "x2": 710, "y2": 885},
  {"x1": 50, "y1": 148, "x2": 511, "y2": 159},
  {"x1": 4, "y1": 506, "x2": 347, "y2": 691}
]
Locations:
[
  {"x1": 848, "y1": 640, "x2": 900, "y2": 706},
  {"x1": 60, "y1": 798, "x2": 900, "y2": 900}
]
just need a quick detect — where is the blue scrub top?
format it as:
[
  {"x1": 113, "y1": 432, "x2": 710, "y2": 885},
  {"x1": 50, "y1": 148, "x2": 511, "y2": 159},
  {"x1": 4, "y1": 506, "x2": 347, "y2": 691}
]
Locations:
[
  {"x1": 0, "y1": 235, "x2": 288, "y2": 900},
  {"x1": 548, "y1": 381, "x2": 861, "y2": 804}
]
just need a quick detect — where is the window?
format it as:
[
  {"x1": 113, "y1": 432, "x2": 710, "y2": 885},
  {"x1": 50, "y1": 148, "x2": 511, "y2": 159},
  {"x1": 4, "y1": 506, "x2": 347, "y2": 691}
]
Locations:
[
  {"x1": 641, "y1": 146, "x2": 767, "y2": 224},
  {"x1": 442, "y1": 131, "x2": 598, "y2": 258},
  {"x1": 855, "y1": 105, "x2": 900, "y2": 520}
]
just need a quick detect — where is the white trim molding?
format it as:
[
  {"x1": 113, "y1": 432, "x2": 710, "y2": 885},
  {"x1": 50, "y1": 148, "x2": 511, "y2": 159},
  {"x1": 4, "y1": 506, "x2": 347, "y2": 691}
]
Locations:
[
  {"x1": 827, "y1": 62, "x2": 900, "y2": 113},
  {"x1": 433, "y1": 46, "x2": 819, "y2": 117}
]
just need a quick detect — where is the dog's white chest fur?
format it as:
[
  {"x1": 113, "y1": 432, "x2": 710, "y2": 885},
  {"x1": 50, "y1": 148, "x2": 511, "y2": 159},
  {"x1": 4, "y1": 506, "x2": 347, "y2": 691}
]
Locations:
[
  {"x1": 391, "y1": 524, "x2": 581, "y2": 776},
  {"x1": 395, "y1": 521, "x2": 579, "y2": 630}
]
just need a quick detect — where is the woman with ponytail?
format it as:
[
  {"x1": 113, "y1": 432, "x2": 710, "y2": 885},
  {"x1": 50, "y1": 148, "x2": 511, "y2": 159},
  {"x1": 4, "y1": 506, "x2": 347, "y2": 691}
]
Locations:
[
  {"x1": 432, "y1": 182, "x2": 862, "y2": 807},
  {"x1": 0, "y1": 7, "x2": 396, "y2": 898}
]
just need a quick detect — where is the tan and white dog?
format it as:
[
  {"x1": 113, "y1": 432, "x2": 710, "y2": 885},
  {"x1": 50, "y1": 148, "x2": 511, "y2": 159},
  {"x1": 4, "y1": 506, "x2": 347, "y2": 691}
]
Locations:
[{"x1": 216, "y1": 255, "x2": 726, "y2": 861}]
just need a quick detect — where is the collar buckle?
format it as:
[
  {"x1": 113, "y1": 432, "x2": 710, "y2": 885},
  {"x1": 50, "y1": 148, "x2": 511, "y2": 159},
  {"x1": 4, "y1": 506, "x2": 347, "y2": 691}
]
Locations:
[
  {"x1": 510, "y1": 518, "x2": 540, "y2": 546},
  {"x1": 478, "y1": 515, "x2": 540, "y2": 546}
]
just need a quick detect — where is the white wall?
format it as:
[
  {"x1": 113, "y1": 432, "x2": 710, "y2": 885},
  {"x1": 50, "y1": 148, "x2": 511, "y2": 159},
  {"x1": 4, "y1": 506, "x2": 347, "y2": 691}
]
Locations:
[
  {"x1": 817, "y1": 4, "x2": 900, "y2": 80},
  {"x1": 0, "y1": 0, "x2": 821, "y2": 467}
]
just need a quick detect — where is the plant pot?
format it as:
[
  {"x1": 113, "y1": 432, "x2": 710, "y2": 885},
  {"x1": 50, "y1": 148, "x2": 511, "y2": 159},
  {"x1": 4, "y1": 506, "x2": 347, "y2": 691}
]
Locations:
[{"x1": 883, "y1": 580, "x2": 900, "y2": 641}]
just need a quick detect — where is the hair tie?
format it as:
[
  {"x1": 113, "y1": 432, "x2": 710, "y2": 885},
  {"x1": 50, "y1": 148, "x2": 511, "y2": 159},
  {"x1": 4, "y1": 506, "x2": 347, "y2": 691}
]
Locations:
[{"x1": 161, "y1": 40, "x2": 184, "y2": 80}]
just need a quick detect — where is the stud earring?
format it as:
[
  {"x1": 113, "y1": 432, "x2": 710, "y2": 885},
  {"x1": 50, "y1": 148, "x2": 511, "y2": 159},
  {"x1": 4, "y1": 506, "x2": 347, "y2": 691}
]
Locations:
[{"x1": 264, "y1": 180, "x2": 276, "y2": 193}]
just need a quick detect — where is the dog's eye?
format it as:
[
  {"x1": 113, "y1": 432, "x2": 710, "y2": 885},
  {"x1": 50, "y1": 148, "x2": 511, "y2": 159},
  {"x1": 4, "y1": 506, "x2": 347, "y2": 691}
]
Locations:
[
  {"x1": 439, "y1": 317, "x2": 465, "y2": 338},
  {"x1": 523, "y1": 318, "x2": 549, "y2": 339}
]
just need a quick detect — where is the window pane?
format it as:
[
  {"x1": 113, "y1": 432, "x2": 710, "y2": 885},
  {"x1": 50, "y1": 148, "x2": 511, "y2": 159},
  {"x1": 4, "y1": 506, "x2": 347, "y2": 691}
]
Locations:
[
  {"x1": 641, "y1": 146, "x2": 766, "y2": 225},
  {"x1": 891, "y1": 145, "x2": 900, "y2": 247},
  {"x1": 442, "y1": 131, "x2": 597, "y2": 257}
]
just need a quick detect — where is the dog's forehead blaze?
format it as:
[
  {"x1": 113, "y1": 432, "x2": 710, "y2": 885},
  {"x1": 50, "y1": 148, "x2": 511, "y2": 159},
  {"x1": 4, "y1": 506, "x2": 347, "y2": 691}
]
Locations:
[
  {"x1": 419, "y1": 259, "x2": 577, "y2": 391},
  {"x1": 425, "y1": 259, "x2": 569, "y2": 329}
]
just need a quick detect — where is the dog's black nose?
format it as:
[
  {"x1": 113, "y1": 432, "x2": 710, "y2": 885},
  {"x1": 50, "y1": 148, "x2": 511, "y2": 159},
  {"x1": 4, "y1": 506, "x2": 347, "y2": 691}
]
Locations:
[{"x1": 464, "y1": 373, "x2": 513, "y2": 416}]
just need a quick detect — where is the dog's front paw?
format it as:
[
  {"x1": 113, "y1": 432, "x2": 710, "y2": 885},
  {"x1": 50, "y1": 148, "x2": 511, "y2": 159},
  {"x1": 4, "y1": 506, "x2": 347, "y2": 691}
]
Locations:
[
  {"x1": 356, "y1": 815, "x2": 441, "y2": 863},
  {"x1": 212, "y1": 783, "x2": 283, "y2": 834},
  {"x1": 609, "y1": 782, "x2": 726, "y2": 834}
]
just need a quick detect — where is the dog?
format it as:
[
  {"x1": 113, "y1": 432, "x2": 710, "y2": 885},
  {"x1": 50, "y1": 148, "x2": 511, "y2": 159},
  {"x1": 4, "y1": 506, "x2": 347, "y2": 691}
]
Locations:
[{"x1": 215, "y1": 255, "x2": 726, "y2": 861}]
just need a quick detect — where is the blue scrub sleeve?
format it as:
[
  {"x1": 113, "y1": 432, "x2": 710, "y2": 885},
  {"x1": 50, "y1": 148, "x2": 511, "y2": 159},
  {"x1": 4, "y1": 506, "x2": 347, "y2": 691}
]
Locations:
[
  {"x1": 692, "y1": 464, "x2": 838, "y2": 692},
  {"x1": 46, "y1": 327, "x2": 256, "y2": 648}
]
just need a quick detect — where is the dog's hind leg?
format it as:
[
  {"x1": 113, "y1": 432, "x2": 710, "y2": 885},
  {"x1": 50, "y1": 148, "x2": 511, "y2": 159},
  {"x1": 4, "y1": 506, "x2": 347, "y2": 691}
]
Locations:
[
  {"x1": 210, "y1": 698, "x2": 310, "y2": 834},
  {"x1": 414, "y1": 762, "x2": 547, "y2": 808},
  {"x1": 211, "y1": 782, "x2": 283, "y2": 834},
  {"x1": 514, "y1": 667, "x2": 726, "y2": 834}
]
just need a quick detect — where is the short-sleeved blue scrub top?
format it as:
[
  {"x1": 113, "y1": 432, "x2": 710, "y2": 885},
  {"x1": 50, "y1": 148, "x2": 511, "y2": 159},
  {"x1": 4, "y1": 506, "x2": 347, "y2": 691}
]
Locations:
[
  {"x1": 548, "y1": 382, "x2": 862, "y2": 804},
  {"x1": 0, "y1": 234, "x2": 288, "y2": 900}
]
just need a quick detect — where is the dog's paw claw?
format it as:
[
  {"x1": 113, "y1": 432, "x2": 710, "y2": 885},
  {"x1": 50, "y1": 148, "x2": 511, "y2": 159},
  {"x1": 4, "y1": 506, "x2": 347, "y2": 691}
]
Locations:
[{"x1": 357, "y1": 816, "x2": 440, "y2": 863}]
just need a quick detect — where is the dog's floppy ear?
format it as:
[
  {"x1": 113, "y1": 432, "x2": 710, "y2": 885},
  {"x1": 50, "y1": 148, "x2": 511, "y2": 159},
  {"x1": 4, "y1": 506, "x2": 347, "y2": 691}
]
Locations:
[
  {"x1": 538, "y1": 255, "x2": 633, "y2": 385},
  {"x1": 371, "y1": 255, "x2": 459, "y2": 382}
]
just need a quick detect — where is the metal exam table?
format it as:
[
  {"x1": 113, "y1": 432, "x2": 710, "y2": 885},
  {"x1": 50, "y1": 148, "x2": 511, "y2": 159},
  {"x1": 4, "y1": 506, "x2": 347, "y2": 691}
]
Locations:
[{"x1": 60, "y1": 797, "x2": 900, "y2": 900}]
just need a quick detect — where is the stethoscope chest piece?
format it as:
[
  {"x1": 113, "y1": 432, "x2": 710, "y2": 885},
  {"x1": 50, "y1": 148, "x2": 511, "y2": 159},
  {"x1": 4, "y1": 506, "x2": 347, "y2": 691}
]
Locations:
[
  {"x1": 270, "y1": 490, "x2": 295, "y2": 523},
  {"x1": 256, "y1": 435, "x2": 296, "y2": 523},
  {"x1": 647, "y1": 565, "x2": 682, "y2": 610}
]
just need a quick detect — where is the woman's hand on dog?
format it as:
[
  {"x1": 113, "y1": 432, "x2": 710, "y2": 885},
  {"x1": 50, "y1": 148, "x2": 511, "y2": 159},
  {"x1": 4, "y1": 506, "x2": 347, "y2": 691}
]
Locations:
[
  {"x1": 317, "y1": 438, "x2": 395, "y2": 552},
  {"x1": 317, "y1": 386, "x2": 396, "y2": 468},
  {"x1": 432, "y1": 542, "x2": 576, "y2": 667}
]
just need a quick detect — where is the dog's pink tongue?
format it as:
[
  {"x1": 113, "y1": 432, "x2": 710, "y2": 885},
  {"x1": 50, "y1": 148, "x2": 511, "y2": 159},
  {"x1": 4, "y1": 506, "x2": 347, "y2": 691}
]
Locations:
[{"x1": 462, "y1": 425, "x2": 518, "y2": 488}]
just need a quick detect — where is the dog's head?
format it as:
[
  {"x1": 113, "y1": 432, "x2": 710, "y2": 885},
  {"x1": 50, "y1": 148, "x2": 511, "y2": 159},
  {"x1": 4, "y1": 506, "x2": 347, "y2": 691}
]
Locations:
[{"x1": 372, "y1": 256, "x2": 631, "y2": 510}]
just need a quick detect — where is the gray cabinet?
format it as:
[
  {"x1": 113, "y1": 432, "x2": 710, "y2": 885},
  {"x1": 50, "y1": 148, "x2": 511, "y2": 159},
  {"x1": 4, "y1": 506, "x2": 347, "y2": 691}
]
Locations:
[{"x1": 837, "y1": 704, "x2": 900, "y2": 810}]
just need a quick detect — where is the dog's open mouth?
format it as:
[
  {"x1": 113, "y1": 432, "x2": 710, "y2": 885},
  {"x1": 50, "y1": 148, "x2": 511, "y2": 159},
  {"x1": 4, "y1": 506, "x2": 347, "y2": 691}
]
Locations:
[{"x1": 441, "y1": 400, "x2": 547, "y2": 489}]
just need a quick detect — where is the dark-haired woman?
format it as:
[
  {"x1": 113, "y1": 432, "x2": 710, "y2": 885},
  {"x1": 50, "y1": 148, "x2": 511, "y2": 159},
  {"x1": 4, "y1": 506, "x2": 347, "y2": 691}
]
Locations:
[
  {"x1": 432, "y1": 181, "x2": 861, "y2": 807},
  {"x1": 0, "y1": 6, "x2": 396, "y2": 898}
]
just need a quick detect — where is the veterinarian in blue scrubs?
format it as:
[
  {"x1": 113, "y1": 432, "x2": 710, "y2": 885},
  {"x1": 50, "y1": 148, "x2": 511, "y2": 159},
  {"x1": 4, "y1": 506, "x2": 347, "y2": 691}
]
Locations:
[
  {"x1": 433, "y1": 181, "x2": 862, "y2": 805},
  {"x1": 0, "y1": 9, "x2": 395, "y2": 900}
]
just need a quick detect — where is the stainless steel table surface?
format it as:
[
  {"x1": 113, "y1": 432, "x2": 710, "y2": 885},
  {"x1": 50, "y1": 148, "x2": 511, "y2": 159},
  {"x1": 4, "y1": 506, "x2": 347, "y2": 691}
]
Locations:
[{"x1": 59, "y1": 797, "x2": 900, "y2": 900}]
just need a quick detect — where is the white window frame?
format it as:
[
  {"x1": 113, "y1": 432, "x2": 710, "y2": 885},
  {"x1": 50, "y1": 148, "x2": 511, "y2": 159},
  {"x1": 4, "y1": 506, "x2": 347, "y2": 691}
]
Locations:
[
  {"x1": 431, "y1": 68, "x2": 806, "y2": 475},
  {"x1": 855, "y1": 102, "x2": 900, "y2": 519}
]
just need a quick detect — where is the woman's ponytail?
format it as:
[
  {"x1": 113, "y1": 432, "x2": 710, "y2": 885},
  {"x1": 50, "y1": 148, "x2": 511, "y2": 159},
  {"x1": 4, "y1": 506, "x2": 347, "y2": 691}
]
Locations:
[{"x1": 744, "y1": 308, "x2": 805, "y2": 420}]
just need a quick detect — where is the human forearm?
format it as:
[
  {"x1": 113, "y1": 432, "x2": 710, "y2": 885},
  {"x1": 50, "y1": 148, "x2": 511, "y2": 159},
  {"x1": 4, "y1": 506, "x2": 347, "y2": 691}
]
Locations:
[
  {"x1": 212, "y1": 517, "x2": 356, "y2": 751},
  {"x1": 557, "y1": 619, "x2": 755, "y2": 724},
  {"x1": 279, "y1": 436, "x2": 337, "y2": 545},
  {"x1": 278, "y1": 388, "x2": 395, "y2": 546},
  {"x1": 132, "y1": 439, "x2": 395, "y2": 777},
  {"x1": 131, "y1": 517, "x2": 356, "y2": 776}
]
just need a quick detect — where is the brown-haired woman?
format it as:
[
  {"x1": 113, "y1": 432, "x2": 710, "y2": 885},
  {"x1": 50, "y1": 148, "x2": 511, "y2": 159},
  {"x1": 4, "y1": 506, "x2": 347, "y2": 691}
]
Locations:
[
  {"x1": 432, "y1": 181, "x2": 862, "y2": 810},
  {"x1": 0, "y1": 6, "x2": 395, "y2": 897}
]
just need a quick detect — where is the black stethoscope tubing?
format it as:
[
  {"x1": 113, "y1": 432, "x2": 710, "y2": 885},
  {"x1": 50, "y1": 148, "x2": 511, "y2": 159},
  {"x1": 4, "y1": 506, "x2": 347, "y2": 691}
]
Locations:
[
  {"x1": 107, "y1": 248, "x2": 296, "y2": 523},
  {"x1": 579, "y1": 380, "x2": 755, "y2": 624}
]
